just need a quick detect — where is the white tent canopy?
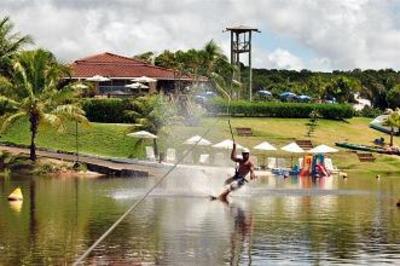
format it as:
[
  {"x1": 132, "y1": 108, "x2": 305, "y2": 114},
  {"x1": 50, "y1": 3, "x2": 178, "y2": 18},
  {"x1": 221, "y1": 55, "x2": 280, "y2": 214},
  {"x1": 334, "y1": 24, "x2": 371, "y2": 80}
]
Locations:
[
  {"x1": 212, "y1": 139, "x2": 245, "y2": 150},
  {"x1": 253, "y1": 141, "x2": 277, "y2": 151},
  {"x1": 131, "y1": 76, "x2": 157, "y2": 83},
  {"x1": 86, "y1": 75, "x2": 110, "y2": 82},
  {"x1": 127, "y1": 130, "x2": 157, "y2": 139},
  {"x1": 184, "y1": 135, "x2": 212, "y2": 146},
  {"x1": 309, "y1": 144, "x2": 338, "y2": 153},
  {"x1": 281, "y1": 142, "x2": 304, "y2": 153}
]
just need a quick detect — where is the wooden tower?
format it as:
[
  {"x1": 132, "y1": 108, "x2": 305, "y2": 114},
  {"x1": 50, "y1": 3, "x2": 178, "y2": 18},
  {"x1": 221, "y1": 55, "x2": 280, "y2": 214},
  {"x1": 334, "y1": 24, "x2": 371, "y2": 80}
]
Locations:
[{"x1": 225, "y1": 25, "x2": 260, "y2": 101}]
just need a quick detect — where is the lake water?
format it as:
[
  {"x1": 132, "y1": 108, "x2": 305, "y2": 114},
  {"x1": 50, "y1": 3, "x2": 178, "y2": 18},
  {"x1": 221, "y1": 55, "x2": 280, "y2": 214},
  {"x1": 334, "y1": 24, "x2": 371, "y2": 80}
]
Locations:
[{"x1": 1, "y1": 168, "x2": 400, "y2": 265}]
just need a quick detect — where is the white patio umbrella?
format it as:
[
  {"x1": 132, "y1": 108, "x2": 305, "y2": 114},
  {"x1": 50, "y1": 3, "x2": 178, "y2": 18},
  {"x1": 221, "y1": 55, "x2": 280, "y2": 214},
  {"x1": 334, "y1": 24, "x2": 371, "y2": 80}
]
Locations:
[
  {"x1": 86, "y1": 75, "x2": 110, "y2": 95},
  {"x1": 127, "y1": 130, "x2": 157, "y2": 139},
  {"x1": 184, "y1": 135, "x2": 212, "y2": 146},
  {"x1": 125, "y1": 82, "x2": 149, "y2": 89},
  {"x1": 281, "y1": 142, "x2": 304, "y2": 153},
  {"x1": 213, "y1": 139, "x2": 245, "y2": 150},
  {"x1": 281, "y1": 142, "x2": 304, "y2": 167},
  {"x1": 127, "y1": 131, "x2": 158, "y2": 159},
  {"x1": 131, "y1": 76, "x2": 157, "y2": 83},
  {"x1": 71, "y1": 83, "x2": 88, "y2": 89},
  {"x1": 253, "y1": 141, "x2": 277, "y2": 151},
  {"x1": 254, "y1": 141, "x2": 277, "y2": 169},
  {"x1": 85, "y1": 75, "x2": 110, "y2": 82},
  {"x1": 309, "y1": 144, "x2": 338, "y2": 154}
]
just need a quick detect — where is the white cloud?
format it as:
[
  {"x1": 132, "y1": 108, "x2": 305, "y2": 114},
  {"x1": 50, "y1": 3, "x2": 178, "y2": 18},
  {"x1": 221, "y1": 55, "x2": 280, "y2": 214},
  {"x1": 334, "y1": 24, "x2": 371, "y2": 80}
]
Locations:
[
  {"x1": 2, "y1": 0, "x2": 400, "y2": 70},
  {"x1": 254, "y1": 48, "x2": 305, "y2": 70}
]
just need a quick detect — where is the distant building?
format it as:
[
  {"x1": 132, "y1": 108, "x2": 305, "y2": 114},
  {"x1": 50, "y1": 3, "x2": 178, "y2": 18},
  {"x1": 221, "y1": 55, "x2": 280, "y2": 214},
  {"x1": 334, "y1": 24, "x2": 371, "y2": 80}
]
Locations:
[{"x1": 67, "y1": 52, "x2": 206, "y2": 96}]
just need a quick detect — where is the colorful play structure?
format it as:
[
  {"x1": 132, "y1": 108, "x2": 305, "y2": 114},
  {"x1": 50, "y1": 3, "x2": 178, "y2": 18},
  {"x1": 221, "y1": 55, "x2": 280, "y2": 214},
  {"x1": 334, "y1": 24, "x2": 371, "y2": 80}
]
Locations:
[{"x1": 299, "y1": 154, "x2": 330, "y2": 178}]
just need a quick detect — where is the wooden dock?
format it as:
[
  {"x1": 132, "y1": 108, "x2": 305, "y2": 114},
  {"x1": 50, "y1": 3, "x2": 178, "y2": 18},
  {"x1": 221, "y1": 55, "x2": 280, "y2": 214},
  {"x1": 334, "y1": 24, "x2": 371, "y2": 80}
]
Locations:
[{"x1": 0, "y1": 145, "x2": 167, "y2": 177}]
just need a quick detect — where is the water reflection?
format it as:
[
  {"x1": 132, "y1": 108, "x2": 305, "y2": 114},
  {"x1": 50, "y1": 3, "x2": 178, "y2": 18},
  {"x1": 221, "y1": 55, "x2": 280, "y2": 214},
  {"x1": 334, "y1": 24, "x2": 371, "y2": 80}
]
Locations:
[
  {"x1": 227, "y1": 202, "x2": 254, "y2": 266},
  {"x1": 0, "y1": 173, "x2": 400, "y2": 265}
]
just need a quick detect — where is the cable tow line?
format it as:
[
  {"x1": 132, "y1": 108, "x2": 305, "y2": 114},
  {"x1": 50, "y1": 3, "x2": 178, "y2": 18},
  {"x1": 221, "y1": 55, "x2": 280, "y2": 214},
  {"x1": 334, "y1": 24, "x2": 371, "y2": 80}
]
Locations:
[{"x1": 74, "y1": 93, "x2": 233, "y2": 265}]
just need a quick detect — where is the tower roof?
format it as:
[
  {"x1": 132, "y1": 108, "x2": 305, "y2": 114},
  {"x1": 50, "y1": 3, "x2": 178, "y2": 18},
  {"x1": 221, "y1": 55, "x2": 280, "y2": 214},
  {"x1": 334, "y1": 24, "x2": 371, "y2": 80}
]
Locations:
[{"x1": 226, "y1": 25, "x2": 260, "y2": 33}]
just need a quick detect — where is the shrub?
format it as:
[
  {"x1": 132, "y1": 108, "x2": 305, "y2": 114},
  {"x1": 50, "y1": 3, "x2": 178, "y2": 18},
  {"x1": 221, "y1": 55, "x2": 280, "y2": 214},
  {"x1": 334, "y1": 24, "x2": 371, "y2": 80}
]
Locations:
[
  {"x1": 355, "y1": 106, "x2": 382, "y2": 118},
  {"x1": 82, "y1": 98, "x2": 133, "y2": 123},
  {"x1": 206, "y1": 98, "x2": 354, "y2": 120}
]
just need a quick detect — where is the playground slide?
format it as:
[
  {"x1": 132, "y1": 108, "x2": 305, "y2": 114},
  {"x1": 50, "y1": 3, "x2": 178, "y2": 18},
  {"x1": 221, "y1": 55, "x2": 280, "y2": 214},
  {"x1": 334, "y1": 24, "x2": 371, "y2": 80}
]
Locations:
[
  {"x1": 300, "y1": 155, "x2": 313, "y2": 177},
  {"x1": 316, "y1": 164, "x2": 329, "y2": 177}
]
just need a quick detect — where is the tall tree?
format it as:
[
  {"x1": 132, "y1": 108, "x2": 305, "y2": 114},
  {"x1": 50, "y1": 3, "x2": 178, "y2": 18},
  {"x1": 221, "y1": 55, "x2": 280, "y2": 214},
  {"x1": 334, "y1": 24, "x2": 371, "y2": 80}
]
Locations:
[
  {"x1": 0, "y1": 49, "x2": 88, "y2": 161},
  {"x1": 0, "y1": 16, "x2": 33, "y2": 77},
  {"x1": 383, "y1": 108, "x2": 400, "y2": 147}
]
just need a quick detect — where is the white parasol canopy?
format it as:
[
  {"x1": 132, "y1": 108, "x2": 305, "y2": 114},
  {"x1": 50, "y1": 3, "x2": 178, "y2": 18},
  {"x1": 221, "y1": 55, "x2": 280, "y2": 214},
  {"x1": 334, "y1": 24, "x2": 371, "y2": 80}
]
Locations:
[
  {"x1": 309, "y1": 144, "x2": 338, "y2": 153},
  {"x1": 184, "y1": 135, "x2": 212, "y2": 146},
  {"x1": 125, "y1": 82, "x2": 149, "y2": 89},
  {"x1": 71, "y1": 83, "x2": 88, "y2": 89},
  {"x1": 86, "y1": 75, "x2": 110, "y2": 82},
  {"x1": 131, "y1": 76, "x2": 157, "y2": 83},
  {"x1": 127, "y1": 130, "x2": 157, "y2": 139},
  {"x1": 212, "y1": 139, "x2": 245, "y2": 150},
  {"x1": 281, "y1": 142, "x2": 304, "y2": 153},
  {"x1": 253, "y1": 141, "x2": 277, "y2": 151}
]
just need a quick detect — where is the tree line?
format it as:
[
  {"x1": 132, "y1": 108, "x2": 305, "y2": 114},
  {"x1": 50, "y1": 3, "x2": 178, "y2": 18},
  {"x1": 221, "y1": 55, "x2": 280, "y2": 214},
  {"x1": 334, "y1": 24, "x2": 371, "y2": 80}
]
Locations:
[{"x1": 137, "y1": 46, "x2": 400, "y2": 110}]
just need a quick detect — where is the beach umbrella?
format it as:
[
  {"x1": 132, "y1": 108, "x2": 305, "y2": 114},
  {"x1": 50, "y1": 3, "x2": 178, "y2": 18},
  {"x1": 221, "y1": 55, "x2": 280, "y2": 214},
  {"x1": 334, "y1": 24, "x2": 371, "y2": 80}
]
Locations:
[
  {"x1": 281, "y1": 142, "x2": 304, "y2": 153},
  {"x1": 281, "y1": 142, "x2": 304, "y2": 167},
  {"x1": 85, "y1": 75, "x2": 110, "y2": 82},
  {"x1": 254, "y1": 141, "x2": 277, "y2": 168},
  {"x1": 86, "y1": 75, "x2": 110, "y2": 94},
  {"x1": 309, "y1": 144, "x2": 338, "y2": 154},
  {"x1": 71, "y1": 83, "x2": 88, "y2": 89},
  {"x1": 127, "y1": 131, "x2": 158, "y2": 159},
  {"x1": 131, "y1": 76, "x2": 157, "y2": 83},
  {"x1": 213, "y1": 139, "x2": 245, "y2": 150},
  {"x1": 125, "y1": 82, "x2": 149, "y2": 89},
  {"x1": 127, "y1": 130, "x2": 157, "y2": 139},
  {"x1": 184, "y1": 135, "x2": 212, "y2": 146},
  {"x1": 253, "y1": 141, "x2": 276, "y2": 151}
]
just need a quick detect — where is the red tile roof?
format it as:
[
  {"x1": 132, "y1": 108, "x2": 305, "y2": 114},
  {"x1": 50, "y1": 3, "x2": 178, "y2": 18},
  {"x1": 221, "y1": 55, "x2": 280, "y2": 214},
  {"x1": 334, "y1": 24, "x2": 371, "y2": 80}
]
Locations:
[{"x1": 69, "y1": 52, "x2": 205, "y2": 81}]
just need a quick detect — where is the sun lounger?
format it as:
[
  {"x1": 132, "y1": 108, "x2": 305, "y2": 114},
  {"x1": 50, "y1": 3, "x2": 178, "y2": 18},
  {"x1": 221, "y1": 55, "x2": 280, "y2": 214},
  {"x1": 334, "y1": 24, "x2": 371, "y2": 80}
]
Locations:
[
  {"x1": 324, "y1": 158, "x2": 338, "y2": 173},
  {"x1": 145, "y1": 146, "x2": 156, "y2": 161},
  {"x1": 166, "y1": 148, "x2": 176, "y2": 163},
  {"x1": 267, "y1": 157, "x2": 277, "y2": 169},
  {"x1": 199, "y1": 154, "x2": 210, "y2": 164}
]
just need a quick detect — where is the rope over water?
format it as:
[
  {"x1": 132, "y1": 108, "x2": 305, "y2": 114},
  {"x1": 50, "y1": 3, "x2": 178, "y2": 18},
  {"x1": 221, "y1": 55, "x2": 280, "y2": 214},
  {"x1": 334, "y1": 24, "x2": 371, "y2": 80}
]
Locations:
[{"x1": 73, "y1": 95, "x2": 233, "y2": 265}]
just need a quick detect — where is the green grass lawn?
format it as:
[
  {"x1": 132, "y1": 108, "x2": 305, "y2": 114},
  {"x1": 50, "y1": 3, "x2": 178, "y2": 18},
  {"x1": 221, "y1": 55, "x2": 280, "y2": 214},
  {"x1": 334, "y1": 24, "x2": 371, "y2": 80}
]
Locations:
[{"x1": 1, "y1": 117, "x2": 399, "y2": 176}]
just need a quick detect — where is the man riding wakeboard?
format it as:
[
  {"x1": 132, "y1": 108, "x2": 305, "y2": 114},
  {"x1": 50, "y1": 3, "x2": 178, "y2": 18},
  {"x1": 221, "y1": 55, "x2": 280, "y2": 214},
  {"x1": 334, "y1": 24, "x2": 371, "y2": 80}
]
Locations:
[{"x1": 214, "y1": 143, "x2": 256, "y2": 202}]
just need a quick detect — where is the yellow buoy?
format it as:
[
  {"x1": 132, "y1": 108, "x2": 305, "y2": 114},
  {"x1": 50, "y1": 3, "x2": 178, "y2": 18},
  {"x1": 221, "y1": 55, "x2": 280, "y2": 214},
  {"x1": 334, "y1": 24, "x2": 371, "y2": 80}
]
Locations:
[{"x1": 8, "y1": 187, "x2": 23, "y2": 201}]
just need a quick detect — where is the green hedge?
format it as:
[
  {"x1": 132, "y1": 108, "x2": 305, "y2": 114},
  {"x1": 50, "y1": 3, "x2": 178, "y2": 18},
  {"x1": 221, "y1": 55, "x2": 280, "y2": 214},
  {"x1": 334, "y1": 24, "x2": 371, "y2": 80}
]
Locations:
[
  {"x1": 206, "y1": 99, "x2": 354, "y2": 120},
  {"x1": 82, "y1": 98, "x2": 133, "y2": 123}
]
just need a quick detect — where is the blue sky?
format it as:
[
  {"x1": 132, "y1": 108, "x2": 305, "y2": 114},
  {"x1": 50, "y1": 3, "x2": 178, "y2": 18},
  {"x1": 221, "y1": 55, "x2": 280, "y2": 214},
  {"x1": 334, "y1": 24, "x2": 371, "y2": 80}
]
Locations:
[{"x1": 3, "y1": 0, "x2": 400, "y2": 71}]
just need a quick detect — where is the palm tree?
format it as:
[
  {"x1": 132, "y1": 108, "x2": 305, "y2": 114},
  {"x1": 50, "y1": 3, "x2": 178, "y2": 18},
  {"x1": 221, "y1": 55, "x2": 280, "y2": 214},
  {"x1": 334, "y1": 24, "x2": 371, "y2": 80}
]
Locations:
[
  {"x1": 0, "y1": 16, "x2": 33, "y2": 77},
  {"x1": 0, "y1": 49, "x2": 88, "y2": 161},
  {"x1": 383, "y1": 108, "x2": 400, "y2": 147}
]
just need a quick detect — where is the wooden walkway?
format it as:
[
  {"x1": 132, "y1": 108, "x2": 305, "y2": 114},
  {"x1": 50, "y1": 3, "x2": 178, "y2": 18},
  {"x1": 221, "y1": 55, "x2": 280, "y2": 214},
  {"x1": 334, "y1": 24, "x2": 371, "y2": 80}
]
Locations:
[{"x1": 0, "y1": 145, "x2": 167, "y2": 177}]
